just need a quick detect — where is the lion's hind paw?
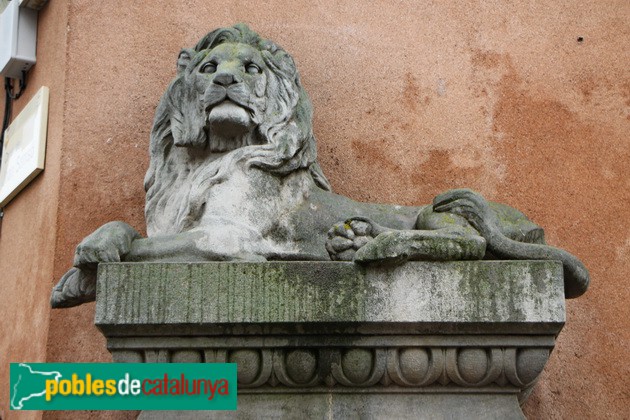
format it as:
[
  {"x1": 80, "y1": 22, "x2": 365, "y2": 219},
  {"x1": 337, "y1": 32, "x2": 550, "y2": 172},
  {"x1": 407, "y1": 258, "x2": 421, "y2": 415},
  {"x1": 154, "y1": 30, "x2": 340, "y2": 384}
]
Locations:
[
  {"x1": 326, "y1": 218, "x2": 375, "y2": 261},
  {"x1": 432, "y1": 189, "x2": 496, "y2": 235}
]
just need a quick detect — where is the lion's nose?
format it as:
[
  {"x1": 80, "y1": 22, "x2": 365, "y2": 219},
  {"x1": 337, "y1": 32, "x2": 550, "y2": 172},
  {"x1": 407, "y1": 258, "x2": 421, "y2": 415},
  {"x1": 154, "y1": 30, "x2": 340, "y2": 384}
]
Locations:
[{"x1": 213, "y1": 72, "x2": 236, "y2": 86}]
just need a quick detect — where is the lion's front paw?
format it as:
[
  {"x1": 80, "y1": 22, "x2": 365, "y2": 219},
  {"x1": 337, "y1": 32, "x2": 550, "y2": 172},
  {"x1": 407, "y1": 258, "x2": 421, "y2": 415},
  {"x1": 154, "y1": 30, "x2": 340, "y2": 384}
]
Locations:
[
  {"x1": 326, "y1": 218, "x2": 375, "y2": 261},
  {"x1": 432, "y1": 189, "x2": 497, "y2": 235},
  {"x1": 73, "y1": 221, "x2": 141, "y2": 268},
  {"x1": 50, "y1": 267, "x2": 97, "y2": 308}
]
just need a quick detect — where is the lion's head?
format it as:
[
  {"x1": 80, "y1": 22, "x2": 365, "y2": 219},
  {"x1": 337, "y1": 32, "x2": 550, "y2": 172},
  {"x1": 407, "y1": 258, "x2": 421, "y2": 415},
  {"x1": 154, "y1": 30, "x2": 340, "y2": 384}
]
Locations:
[{"x1": 144, "y1": 24, "x2": 331, "y2": 236}]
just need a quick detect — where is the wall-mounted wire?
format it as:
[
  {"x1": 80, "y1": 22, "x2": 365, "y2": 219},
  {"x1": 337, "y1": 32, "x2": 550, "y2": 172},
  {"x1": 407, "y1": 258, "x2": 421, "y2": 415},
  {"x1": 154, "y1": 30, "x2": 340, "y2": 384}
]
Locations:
[{"x1": 1, "y1": 71, "x2": 28, "y2": 165}]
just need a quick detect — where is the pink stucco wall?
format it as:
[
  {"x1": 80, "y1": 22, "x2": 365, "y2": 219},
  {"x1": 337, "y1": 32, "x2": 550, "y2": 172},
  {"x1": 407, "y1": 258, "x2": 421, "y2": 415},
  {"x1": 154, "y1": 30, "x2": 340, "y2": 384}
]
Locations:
[{"x1": 1, "y1": 1, "x2": 628, "y2": 418}]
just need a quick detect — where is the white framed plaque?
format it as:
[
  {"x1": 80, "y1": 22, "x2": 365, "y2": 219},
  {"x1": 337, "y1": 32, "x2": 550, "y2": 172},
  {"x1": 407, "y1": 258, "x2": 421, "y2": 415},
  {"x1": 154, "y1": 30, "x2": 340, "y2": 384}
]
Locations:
[{"x1": 0, "y1": 86, "x2": 49, "y2": 207}]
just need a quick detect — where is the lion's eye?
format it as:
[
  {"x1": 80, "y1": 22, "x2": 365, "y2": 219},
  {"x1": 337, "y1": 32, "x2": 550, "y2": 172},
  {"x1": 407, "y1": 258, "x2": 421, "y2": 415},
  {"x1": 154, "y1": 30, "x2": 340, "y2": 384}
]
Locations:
[
  {"x1": 200, "y1": 62, "x2": 217, "y2": 74},
  {"x1": 246, "y1": 63, "x2": 261, "y2": 74}
]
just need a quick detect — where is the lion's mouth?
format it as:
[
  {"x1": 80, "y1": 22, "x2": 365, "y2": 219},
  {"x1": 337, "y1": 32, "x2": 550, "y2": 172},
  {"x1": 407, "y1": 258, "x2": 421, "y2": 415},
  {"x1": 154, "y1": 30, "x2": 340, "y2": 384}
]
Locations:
[
  {"x1": 207, "y1": 101, "x2": 253, "y2": 134},
  {"x1": 204, "y1": 100, "x2": 265, "y2": 152},
  {"x1": 201, "y1": 84, "x2": 264, "y2": 152}
]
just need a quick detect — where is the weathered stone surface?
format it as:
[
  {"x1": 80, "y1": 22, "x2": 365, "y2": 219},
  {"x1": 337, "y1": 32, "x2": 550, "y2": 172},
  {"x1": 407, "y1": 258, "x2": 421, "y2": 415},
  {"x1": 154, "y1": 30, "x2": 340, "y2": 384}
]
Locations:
[
  {"x1": 95, "y1": 261, "x2": 564, "y2": 335},
  {"x1": 96, "y1": 261, "x2": 564, "y2": 419}
]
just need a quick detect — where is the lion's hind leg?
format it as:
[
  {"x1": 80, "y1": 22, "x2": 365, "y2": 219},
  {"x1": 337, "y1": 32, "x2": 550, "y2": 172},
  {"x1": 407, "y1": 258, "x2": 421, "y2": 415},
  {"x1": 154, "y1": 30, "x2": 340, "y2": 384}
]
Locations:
[
  {"x1": 432, "y1": 188, "x2": 589, "y2": 298},
  {"x1": 354, "y1": 229, "x2": 486, "y2": 264},
  {"x1": 326, "y1": 217, "x2": 486, "y2": 264}
]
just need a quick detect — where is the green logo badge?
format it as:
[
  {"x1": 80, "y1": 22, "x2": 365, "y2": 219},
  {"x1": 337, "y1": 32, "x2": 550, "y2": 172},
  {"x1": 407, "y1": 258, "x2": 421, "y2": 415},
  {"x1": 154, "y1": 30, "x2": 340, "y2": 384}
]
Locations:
[{"x1": 10, "y1": 363, "x2": 237, "y2": 410}]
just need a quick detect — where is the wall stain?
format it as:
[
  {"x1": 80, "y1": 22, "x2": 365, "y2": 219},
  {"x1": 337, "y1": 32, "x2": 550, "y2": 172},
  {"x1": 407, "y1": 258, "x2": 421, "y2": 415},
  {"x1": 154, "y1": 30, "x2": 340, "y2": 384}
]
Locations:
[
  {"x1": 471, "y1": 50, "x2": 502, "y2": 69},
  {"x1": 491, "y1": 50, "x2": 630, "y2": 260},
  {"x1": 410, "y1": 149, "x2": 485, "y2": 195},
  {"x1": 351, "y1": 138, "x2": 402, "y2": 173},
  {"x1": 578, "y1": 75, "x2": 596, "y2": 101},
  {"x1": 403, "y1": 72, "x2": 421, "y2": 112}
]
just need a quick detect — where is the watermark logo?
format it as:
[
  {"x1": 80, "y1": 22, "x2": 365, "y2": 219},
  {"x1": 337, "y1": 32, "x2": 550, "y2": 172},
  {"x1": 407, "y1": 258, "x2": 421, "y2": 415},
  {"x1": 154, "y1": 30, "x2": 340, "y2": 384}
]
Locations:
[{"x1": 10, "y1": 363, "x2": 237, "y2": 410}]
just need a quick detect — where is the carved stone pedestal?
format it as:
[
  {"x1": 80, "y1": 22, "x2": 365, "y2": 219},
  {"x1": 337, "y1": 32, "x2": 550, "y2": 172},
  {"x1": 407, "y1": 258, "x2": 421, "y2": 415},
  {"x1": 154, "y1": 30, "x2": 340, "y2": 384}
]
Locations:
[{"x1": 95, "y1": 261, "x2": 565, "y2": 419}]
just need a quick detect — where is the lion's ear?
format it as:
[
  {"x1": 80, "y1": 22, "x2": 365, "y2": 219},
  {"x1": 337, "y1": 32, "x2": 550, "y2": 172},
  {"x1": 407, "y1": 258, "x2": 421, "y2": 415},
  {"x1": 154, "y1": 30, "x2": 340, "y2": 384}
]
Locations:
[{"x1": 176, "y1": 49, "x2": 195, "y2": 74}]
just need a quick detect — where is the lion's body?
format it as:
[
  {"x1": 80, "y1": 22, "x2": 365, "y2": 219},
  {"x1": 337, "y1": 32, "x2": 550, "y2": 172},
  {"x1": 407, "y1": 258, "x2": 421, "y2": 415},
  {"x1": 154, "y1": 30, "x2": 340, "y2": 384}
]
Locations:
[{"x1": 142, "y1": 136, "x2": 542, "y2": 262}]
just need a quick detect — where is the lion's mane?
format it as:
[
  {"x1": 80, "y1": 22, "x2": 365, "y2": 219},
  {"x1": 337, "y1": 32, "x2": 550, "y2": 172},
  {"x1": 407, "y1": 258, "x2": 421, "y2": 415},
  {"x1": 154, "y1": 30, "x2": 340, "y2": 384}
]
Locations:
[{"x1": 143, "y1": 24, "x2": 331, "y2": 236}]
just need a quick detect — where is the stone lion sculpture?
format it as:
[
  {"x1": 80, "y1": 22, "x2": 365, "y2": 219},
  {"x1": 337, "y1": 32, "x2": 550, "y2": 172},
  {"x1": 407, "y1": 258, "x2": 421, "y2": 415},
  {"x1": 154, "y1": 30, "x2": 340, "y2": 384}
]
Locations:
[{"x1": 51, "y1": 24, "x2": 589, "y2": 308}]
